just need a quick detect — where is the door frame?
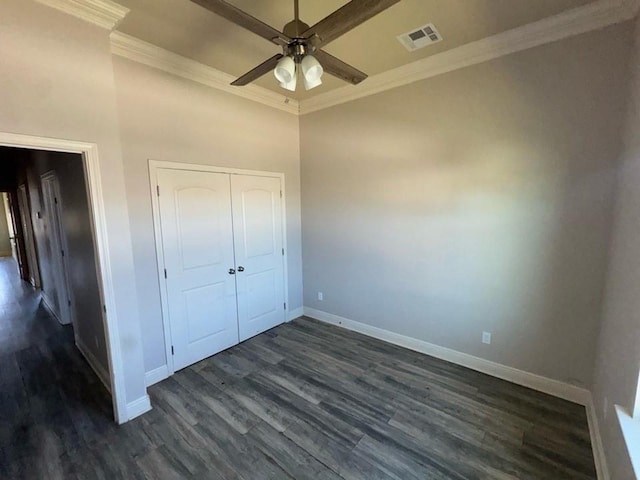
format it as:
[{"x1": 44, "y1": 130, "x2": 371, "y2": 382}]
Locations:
[
  {"x1": 148, "y1": 159, "x2": 289, "y2": 377},
  {"x1": 0, "y1": 132, "x2": 128, "y2": 424}
]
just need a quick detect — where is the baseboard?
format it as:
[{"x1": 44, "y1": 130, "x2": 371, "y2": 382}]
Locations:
[
  {"x1": 126, "y1": 394, "x2": 152, "y2": 422},
  {"x1": 41, "y1": 294, "x2": 62, "y2": 323},
  {"x1": 303, "y1": 307, "x2": 591, "y2": 406},
  {"x1": 287, "y1": 306, "x2": 304, "y2": 322},
  {"x1": 145, "y1": 364, "x2": 169, "y2": 387},
  {"x1": 75, "y1": 337, "x2": 111, "y2": 393},
  {"x1": 587, "y1": 396, "x2": 611, "y2": 480},
  {"x1": 0, "y1": 250, "x2": 12, "y2": 257}
]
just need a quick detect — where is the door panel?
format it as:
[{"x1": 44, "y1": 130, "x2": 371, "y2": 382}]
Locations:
[
  {"x1": 231, "y1": 175, "x2": 285, "y2": 341},
  {"x1": 157, "y1": 169, "x2": 238, "y2": 371},
  {"x1": 41, "y1": 173, "x2": 72, "y2": 325}
]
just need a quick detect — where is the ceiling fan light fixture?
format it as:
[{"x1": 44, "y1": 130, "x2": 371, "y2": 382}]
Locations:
[
  {"x1": 301, "y1": 55, "x2": 323, "y2": 82},
  {"x1": 274, "y1": 55, "x2": 296, "y2": 84},
  {"x1": 303, "y1": 74, "x2": 322, "y2": 91},
  {"x1": 279, "y1": 71, "x2": 297, "y2": 91}
]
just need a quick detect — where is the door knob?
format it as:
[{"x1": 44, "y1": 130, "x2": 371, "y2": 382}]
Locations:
[
  {"x1": 237, "y1": 266, "x2": 245, "y2": 272},
  {"x1": 228, "y1": 268, "x2": 236, "y2": 274}
]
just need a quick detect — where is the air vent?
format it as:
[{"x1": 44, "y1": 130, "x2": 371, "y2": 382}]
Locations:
[{"x1": 397, "y1": 23, "x2": 442, "y2": 52}]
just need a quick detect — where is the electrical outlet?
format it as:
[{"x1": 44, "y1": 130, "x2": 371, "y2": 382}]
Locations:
[
  {"x1": 482, "y1": 332, "x2": 492, "y2": 345},
  {"x1": 317, "y1": 292, "x2": 324, "y2": 301}
]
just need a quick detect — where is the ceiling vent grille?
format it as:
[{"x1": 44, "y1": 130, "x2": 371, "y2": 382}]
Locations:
[{"x1": 397, "y1": 23, "x2": 442, "y2": 51}]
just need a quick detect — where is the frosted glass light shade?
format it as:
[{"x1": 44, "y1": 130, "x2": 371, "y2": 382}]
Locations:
[
  {"x1": 303, "y1": 75, "x2": 322, "y2": 90},
  {"x1": 301, "y1": 55, "x2": 323, "y2": 82},
  {"x1": 274, "y1": 56, "x2": 296, "y2": 84},
  {"x1": 279, "y1": 72, "x2": 297, "y2": 92}
]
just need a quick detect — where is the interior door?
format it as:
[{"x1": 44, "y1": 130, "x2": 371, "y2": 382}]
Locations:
[
  {"x1": 231, "y1": 174, "x2": 285, "y2": 341},
  {"x1": 41, "y1": 173, "x2": 73, "y2": 325},
  {"x1": 3, "y1": 192, "x2": 24, "y2": 273},
  {"x1": 17, "y1": 184, "x2": 40, "y2": 288},
  {"x1": 157, "y1": 169, "x2": 239, "y2": 371}
]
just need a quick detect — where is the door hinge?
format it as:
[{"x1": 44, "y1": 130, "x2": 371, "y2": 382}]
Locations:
[
  {"x1": 156, "y1": 185, "x2": 160, "y2": 196},
  {"x1": 280, "y1": 190, "x2": 282, "y2": 198},
  {"x1": 284, "y1": 302, "x2": 287, "y2": 310},
  {"x1": 54, "y1": 197, "x2": 58, "y2": 204},
  {"x1": 164, "y1": 268, "x2": 167, "y2": 279},
  {"x1": 282, "y1": 248, "x2": 284, "y2": 256},
  {"x1": 68, "y1": 299, "x2": 71, "y2": 306},
  {"x1": 171, "y1": 346, "x2": 174, "y2": 355},
  {"x1": 61, "y1": 249, "x2": 65, "y2": 257},
  {"x1": 103, "y1": 305, "x2": 107, "y2": 313}
]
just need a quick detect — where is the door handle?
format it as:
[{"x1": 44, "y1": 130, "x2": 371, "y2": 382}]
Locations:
[
  {"x1": 228, "y1": 268, "x2": 236, "y2": 275},
  {"x1": 237, "y1": 266, "x2": 245, "y2": 272}
]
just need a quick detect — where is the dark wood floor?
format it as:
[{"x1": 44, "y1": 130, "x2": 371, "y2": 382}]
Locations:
[{"x1": 0, "y1": 257, "x2": 596, "y2": 479}]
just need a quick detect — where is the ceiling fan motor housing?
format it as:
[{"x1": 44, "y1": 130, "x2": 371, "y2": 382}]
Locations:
[
  {"x1": 282, "y1": 20, "x2": 317, "y2": 62},
  {"x1": 282, "y1": 19, "x2": 310, "y2": 39}
]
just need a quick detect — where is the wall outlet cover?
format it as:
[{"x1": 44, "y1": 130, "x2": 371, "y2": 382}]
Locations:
[{"x1": 482, "y1": 332, "x2": 492, "y2": 344}]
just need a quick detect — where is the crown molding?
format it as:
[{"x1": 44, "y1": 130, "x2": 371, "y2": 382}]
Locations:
[
  {"x1": 35, "y1": 0, "x2": 129, "y2": 30},
  {"x1": 299, "y1": 0, "x2": 640, "y2": 115},
  {"x1": 110, "y1": 32, "x2": 300, "y2": 115}
]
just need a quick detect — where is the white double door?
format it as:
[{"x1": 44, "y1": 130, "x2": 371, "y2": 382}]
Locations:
[{"x1": 157, "y1": 168, "x2": 285, "y2": 371}]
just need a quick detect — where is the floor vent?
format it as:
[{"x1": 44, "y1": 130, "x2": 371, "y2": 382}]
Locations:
[{"x1": 397, "y1": 23, "x2": 442, "y2": 51}]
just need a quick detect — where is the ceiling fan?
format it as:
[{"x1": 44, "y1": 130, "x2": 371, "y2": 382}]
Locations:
[{"x1": 190, "y1": 0, "x2": 401, "y2": 91}]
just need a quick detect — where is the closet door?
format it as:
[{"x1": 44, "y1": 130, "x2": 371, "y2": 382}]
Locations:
[
  {"x1": 157, "y1": 169, "x2": 238, "y2": 371},
  {"x1": 231, "y1": 175, "x2": 285, "y2": 341}
]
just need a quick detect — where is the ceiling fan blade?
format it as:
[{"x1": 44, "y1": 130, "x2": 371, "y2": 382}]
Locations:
[
  {"x1": 303, "y1": 0, "x2": 401, "y2": 47},
  {"x1": 231, "y1": 54, "x2": 284, "y2": 86},
  {"x1": 190, "y1": 0, "x2": 290, "y2": 45},
  {"x1": 315, "y1": 50, "x2": 367, "y2": 85}
]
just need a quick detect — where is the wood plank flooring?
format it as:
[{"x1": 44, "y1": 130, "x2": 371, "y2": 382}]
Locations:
[{"x1": 0, "y1": 257, "x2": 596, "y2": 479}]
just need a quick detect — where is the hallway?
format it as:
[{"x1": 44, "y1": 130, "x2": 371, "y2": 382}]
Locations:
[{"x1": 0, "y1": 256, "x2": 114, "y2": 478}]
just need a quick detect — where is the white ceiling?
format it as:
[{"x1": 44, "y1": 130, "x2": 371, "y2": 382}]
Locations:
[{"x1": 114, "y1": 0, "x2": 596, "y2": 100}]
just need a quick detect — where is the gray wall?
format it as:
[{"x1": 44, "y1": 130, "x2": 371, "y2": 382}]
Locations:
[
  {"x1": 22, "y1": 151, "x2": 108, "y2": 380},
  {"x1": 1, "y1": 0, "x2": 146, "y2": 409},
  {"x1": 112, "y1": 57, "x2": 302, "y2": 375},
  {"x1": 592, "y1": 15, "x2": 640, "y2": 480},
  {"x1": 0, "y1": 196, "x2": 12, "y2": 256},
  {"x1": 300, "y1": 23, "x2": 632, "y2": 387}
]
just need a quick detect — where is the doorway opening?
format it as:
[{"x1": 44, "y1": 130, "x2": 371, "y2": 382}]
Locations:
[{"x1": 0, "y1": 145, "x2": 115, "y2": 427}]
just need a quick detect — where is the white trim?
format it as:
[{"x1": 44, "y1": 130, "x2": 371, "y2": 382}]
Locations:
[
  {"x1": 300, "y1": 0, "x2": 640, "y2": 114},
  {"x1": 41, "y1": 292, "x2": 61, "y2": 323},
  {"x1": 0, "y1": 132, "x2": 128, "y2": 424},
  {"x1": 616, "y1": 405, "x2": 640, "y2": 479},
  {"x1": 148, "y1": 163, "x2": 174, "y2": 375},
  {"x1": 35, "y1": 0, "x2": 129, "y2": 30},
  {"x1": 145, "y1": 364, "x2": 169, "y2": 387},
  {"x1": 147, "y1": 160, "x2": 289, "y2": 377},
  {"x1": 587, "y1": 397, "x2": 611, "y2": 480},
  {"x1": 287, "y1": 307, "x2": 304, "y2": 322},
  {"x1": 76, "y1": 338, "x2": 111, "y2": 392},
  {"x1": 126, "y1": 395, "x2": 152, "y2": 421},
  {"x1": 110, "y1": 32, "x2": 299, "y2": 115},
  {"x1": 148, "y1": 160, "x2": 288, "y2": 179},
  {"x1": 303, "y1": 307, "x2": 591, "y2": 406}
]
